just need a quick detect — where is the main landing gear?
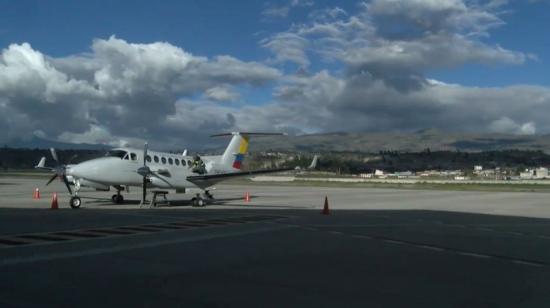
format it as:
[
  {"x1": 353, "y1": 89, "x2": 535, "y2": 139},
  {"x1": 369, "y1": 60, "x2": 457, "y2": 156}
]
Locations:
[
  {"x1": 191, "y1": 190, "x2": 214, "y2": 207},
  {"x1": 191, "y1": 195, "x2": 205, "y2": 207}
]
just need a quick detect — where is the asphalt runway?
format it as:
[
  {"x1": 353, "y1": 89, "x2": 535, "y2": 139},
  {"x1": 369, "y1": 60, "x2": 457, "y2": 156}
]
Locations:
[{"x1": 1, "y1": 177, "x2": 550, "y2": 307}]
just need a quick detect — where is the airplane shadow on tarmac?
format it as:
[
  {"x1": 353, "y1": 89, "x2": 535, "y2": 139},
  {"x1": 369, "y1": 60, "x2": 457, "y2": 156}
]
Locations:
[
  {"x1": 77, "y1": 194, "x2": 313, "y2": 209},
  {"x1": 79, "y1": 195, "x2": 273, "y2": 207}
]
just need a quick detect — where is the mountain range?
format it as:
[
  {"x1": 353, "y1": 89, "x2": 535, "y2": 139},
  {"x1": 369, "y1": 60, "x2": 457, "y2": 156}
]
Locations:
[
  {"x1": 248, "y1": 129, "x2": 550, "y2": 153},
  {"x1": 5, "y1": 130, "x2": 550, "y2": 153}
]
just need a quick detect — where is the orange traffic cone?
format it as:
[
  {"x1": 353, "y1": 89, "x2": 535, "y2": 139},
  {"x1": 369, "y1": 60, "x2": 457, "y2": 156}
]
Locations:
[
  {"x1": 321, "y1": 196, "x2": 330, "y2": 215},
  {"x1": 50, "y1": 193, "x2": 59, "y2": 210},
  {"x1": 33, "y1": 188, "x2": 40, "y2": 199},
  {"x1": 244, "y1": 192, "x2": 251, "y2": 202}
]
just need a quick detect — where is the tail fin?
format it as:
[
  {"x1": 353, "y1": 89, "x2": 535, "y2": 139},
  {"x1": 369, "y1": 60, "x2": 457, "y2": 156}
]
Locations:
[{"x1": 212, "y1": 132, "x2": 286, "y2": 170}]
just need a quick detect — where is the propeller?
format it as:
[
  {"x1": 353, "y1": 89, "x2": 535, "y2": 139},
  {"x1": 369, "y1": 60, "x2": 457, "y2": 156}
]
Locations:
[
  {"x1": 137, "y1": 143, "x2": 149, "y2": 204},
  {"x1": 45, "y1": 148, "x2": 73, "y2": 195},
  {"x1": 136, "y1": 142, "x2": 173, "y2": 204}
]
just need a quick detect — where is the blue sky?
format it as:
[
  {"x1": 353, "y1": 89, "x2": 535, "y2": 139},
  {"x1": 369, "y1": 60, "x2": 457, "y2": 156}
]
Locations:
[
  {"x1": 1, "y1": 0, "x2": 550, "y2": 147},
  {"x1": 2, "y1": 0, "x2": 546, "y2": 84},
  {"x1": 431, "y1": 0, "x2": 550, "y2": 87}
]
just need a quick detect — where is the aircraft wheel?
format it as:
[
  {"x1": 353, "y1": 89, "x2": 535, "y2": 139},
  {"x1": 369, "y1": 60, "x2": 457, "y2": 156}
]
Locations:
[
  {"x1": 115, "y1": 195, "x2": 124, "y2": 204},
  {"x1": 111, "y1": 194, "x2": 117, "y2": 202},
  {"x1": 191, "y1": 197, "x2": 198, "y2": 207},
  {"x1": 70, "y1": 196, "x2": 82, "y2": 209},
  {"x1": 197, "y1": 198, "x2": 205, "y2": 207}
]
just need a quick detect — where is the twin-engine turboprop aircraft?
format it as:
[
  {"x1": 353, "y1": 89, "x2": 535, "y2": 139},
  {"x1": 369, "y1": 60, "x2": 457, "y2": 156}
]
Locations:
[{"x1": 36, "y1": 132, "x2": 316, "y2": 209}]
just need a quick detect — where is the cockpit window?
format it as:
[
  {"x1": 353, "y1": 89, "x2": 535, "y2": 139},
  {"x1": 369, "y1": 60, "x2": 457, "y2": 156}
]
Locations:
[
  {"x1": 130, "y1": 153, "x2": 137, "y2": 161},
  {"x1": 107, "y1": 150, "x2": 127, "y2": 159}
]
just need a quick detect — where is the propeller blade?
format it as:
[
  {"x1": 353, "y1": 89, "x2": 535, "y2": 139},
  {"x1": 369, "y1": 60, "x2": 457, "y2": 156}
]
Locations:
[
  {"x1": 62, "y1": 175, "x2": 73, "y2": 195},
  {"x1": 50, "y1": 148, "x2": 59, "y2": 163},
  {"x1": 142, "y1": 176, "x2": 147, "y2": 204},
  {"x1": 141, "y1": 142, "x2": 149, "y2": 204},
  {"x1": 143, "y1": 142, "x2": 148, "y2": 167},
  {"x1": 46, "y1": 174, "x2": 58, "y2": 186}
]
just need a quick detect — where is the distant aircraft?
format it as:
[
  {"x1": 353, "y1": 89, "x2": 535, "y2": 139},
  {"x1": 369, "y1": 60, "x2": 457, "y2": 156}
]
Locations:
[{"x1": 36, "y1": 132, "x2": 317, "y2": 209}]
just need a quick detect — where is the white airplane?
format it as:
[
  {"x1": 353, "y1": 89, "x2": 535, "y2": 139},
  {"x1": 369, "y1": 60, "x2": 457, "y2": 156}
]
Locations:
[{"x1": 36, "y1": 132, "x2": 318, "y2": 209}]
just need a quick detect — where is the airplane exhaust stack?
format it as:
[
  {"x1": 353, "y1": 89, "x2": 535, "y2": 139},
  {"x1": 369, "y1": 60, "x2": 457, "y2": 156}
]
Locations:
[
  {"x1": 33, "y1": 188, "x2": 40, "y2": 199},
  {"x1": 244, "y1": 192, "x2": 251, "y2": 202},
  {"x1": 321, "y1": 196, "x2": 330, "y2": 215},
  {"x1": 51, "y1": 193, "x2": 59, "y2": 210}
]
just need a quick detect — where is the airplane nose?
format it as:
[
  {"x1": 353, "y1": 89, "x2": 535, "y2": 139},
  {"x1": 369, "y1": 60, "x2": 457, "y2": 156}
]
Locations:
[
  {"x1": 68, "y1": 159, "x2": 102, "y2": 179},
  {"x1": 67, "y1": 164, "x2": 80, "y2": 178}
]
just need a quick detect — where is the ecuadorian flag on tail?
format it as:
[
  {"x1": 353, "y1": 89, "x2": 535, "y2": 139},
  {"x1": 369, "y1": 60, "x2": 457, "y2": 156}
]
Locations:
[
  {"x1": 232, "y1": 135, "x2": 249, "y2": 169},
  {"x1": 212, "y1": 132, "x2": 286, "y2": 171}
]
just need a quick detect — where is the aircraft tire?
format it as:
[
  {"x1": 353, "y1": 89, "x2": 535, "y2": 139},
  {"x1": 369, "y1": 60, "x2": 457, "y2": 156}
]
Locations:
[
  {"x1": 197, "y1": 198, "x2": 205, "y2": 207},
  {"x1": 115, "y1": 195, "x2": 124, "y2": 204},
  {"x1": 111, "y1": 194, "x2": 117, "y2": 202},
  {"x1": 70, "y1": 196, "x2": 82, "y2": 209}
]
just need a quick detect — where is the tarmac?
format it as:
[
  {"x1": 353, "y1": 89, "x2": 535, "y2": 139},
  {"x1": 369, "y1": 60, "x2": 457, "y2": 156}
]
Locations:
[{"x1": 1, "y1": 176, "x2": 550, "y2": 307}]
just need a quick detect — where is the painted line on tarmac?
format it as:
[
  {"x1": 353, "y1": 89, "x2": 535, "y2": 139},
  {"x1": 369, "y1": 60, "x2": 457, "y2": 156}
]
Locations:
[
  {"x1": 300, "y1": 227, "x2": 318, "y2": 232},
  {"x1": 0, "y1": 224, "x2": 294, "y2": 267},
  {"x1": 362, "y1": 212, "x2": 550, "y2": 241},
  {"x1": 0, "y1": 215, "x2": 288, "y2": 249},
  {"x1": 306, "y1": 224, "x2": 430, "y2": 228},
  {"x1": 351, "y1": 234, "x2": 373, "y2": 240},
  {"x1": 91, "y1": 211, "x2": 216, "y2": 220},
  {"x1": 456, "y1": 251, "x2": 492, "y2": 259},
  {"x1": 318, "y1": 228, "x2": 547, "y2": 268},
  {"x1": 475, "y1": 227, "x2": 495, "y2": 232}
]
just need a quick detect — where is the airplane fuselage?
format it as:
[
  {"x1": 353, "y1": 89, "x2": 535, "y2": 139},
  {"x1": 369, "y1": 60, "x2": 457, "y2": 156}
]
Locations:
[{"x1": 68, "y1": 148, "x2": 227, "y2": 190}]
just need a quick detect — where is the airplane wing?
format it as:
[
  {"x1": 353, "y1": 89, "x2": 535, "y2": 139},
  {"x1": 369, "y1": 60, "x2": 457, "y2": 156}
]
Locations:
[{"x1": 186, "y1": 167, "x2": 294, "y2": 189}]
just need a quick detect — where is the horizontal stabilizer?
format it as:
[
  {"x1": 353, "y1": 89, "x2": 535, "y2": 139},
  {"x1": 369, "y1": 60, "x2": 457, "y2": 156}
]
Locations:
[
  {"x1": 308, "y1": 155, "x2": 319, "y2": 169},
  {"x1": 34, "y1": 157, "x2": 53, "y2": 171},
  {"x1": 36, "y1": 157, "x2": 46, "y2": 168}
]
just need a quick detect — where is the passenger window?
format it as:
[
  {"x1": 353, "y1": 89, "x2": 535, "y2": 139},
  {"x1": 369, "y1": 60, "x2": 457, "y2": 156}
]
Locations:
[
  {"x1": 175, "y1": 159, "x2": 180, "y2": 166},
  {"x1": 130, "y1": 153, "x2": 137, "y2": 161},
  {"x1": 161, "y1": 157, "x2": 166, "y2": 164},
  {"x1": 181, "y1": 159, "x2": 186, "y2": 166},
  {"x1": 187, "y1": 160, "x2": 192, "y2": 167},
  {"x1": 168, "y1": 158, "x2": 173, "y2": 165},
  {"x1": 154, "y1": 156, "x2": 159, "y2": 163},
  {"x1": 146, "y1": 155, "x2": 152, "y2": 163}
]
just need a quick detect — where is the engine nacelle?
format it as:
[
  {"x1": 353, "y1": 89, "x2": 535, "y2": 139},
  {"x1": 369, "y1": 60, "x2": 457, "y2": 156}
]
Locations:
[
  {"x1": 75, "y1": 179, "x2": 110, "y2": 191},
  {"x1": 148, "y1": 177, "x2": 172, "y2": 189}
]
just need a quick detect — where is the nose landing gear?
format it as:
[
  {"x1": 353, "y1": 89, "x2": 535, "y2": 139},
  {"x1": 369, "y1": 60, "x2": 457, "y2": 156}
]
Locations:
[
  {"x1": 70, "y1": 196, "x2": 82, "y2": 209},
  {"x1": 111, "y1": 187, "x2": 125, "y2": 204}
]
